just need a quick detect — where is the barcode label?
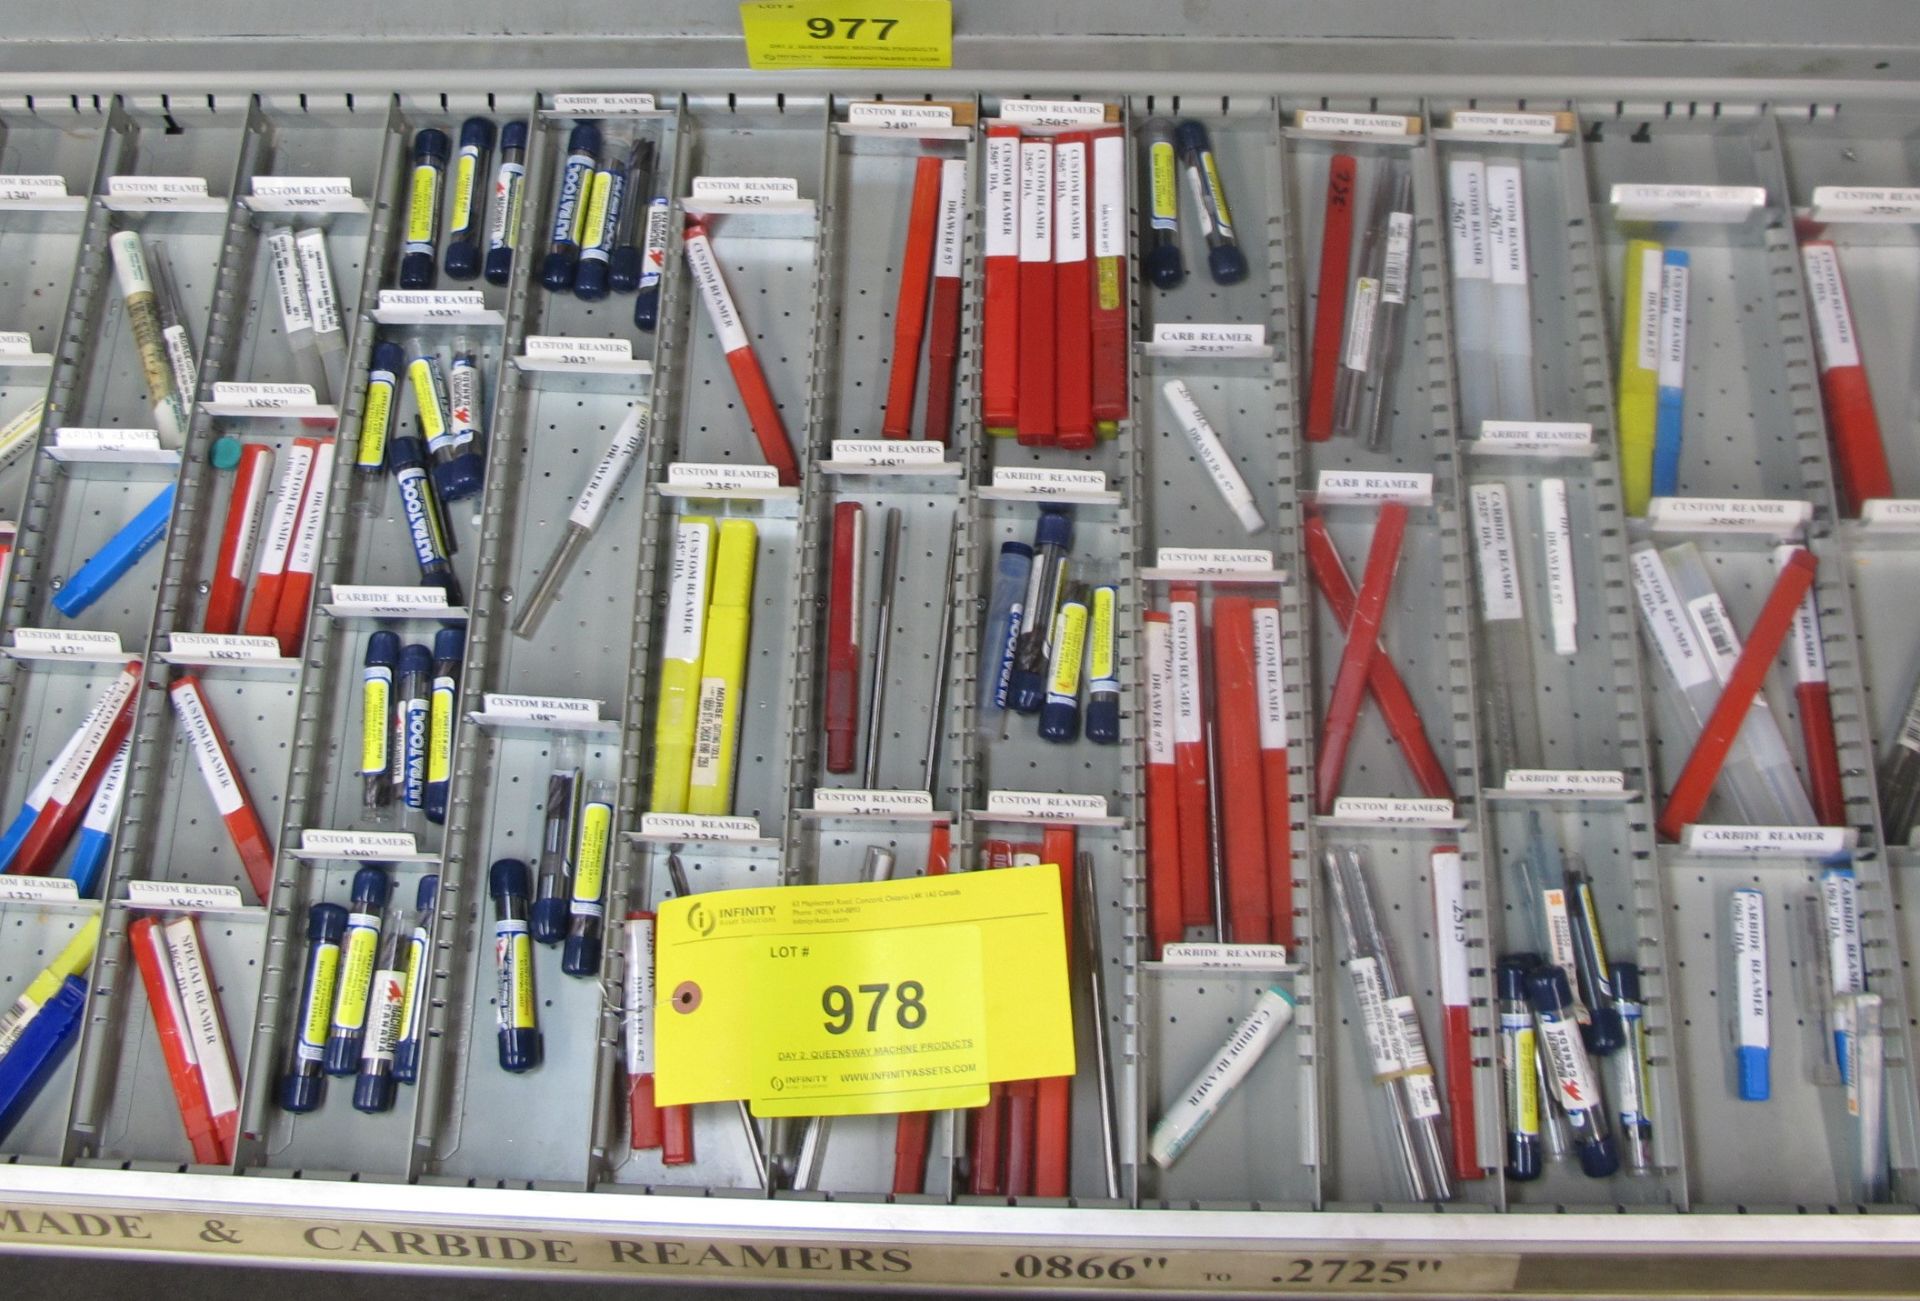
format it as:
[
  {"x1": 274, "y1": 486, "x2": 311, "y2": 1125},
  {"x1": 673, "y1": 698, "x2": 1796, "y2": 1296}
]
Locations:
[
  {"x1": 1381, "y1": 211, "x2": 1413, "y2": 304},
  {"x1": 1350, "y1": 957, "x2": 1403, "y2": 1078},
  {"x1": 1341, "y1": 277, "x2": 1380, "y2": 371},
  {"x1": 1686, "y1": 593, "x2": 1740, "y2": 682},
  {"x1": 1387, "y1": 995, "x2": 1444, "y2": 1119},
  {"x1": 688, "y1": 678, "x2": 728, "y2": 786}
]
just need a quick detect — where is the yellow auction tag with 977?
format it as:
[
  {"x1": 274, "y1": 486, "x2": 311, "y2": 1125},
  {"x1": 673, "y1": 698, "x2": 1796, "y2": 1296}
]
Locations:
[
  {"x1": 740, "y1": 0, "x2": 953, "y2": 70},
  {"x1": 654, "y1": 864, "x2": 1072, "y2": 1115}
]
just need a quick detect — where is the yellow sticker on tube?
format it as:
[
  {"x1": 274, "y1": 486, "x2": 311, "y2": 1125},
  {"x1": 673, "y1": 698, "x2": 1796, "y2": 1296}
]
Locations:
[
  {"x1": 654, "y1": 864, "x2": 1072, "y2": 1112},
  {"x1": 740, "y1": 0, "x2": 952, "y2": 70}
]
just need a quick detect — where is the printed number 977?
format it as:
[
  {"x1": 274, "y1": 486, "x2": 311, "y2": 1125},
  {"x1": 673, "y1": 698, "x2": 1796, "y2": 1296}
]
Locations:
[
  {"x1": 822, "y1": 981, "x2": 926, "y2": 1033},
  {"x1": 806, "y1": 17, "x2": 899, "y2": 39}
]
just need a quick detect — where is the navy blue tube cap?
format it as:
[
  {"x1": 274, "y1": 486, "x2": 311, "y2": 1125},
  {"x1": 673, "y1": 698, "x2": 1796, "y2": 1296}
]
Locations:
[
  {"x1": 412, "y1": 128, "x2": 450, "y2": 162},
  {"x1": 1038, "y1": 697, "x2": 1080, "y2": 744},
  {"x1": 277, "y1": 1071, "x2": 324, "y2": 1113},
  {"x1": 1577, "y1": 1134, "x2": 1621, "y2": 1180},
  {"x1": 1208, "y1": 243, "x2": 1249, "y2": 286},
  {"x1": 399, "y1": 642, "x2": 433, "y2": 676},
  {"x1": 398, "y1": 251, "x2": 436, "y2": 290},
  {"x1": 1034, "y1": 507, "x2": 1074, "y2": 552},
  {"x1": 424, "y1": 786, "x2": 447, "y2": 828},
  {"x1": 393, "y1": 1041, "x2": 421, "y2": 1085},
  {"x1": 352, "y1": 1070, "x2": 397, "y2": 1114},
  {"x1": 572, "y1": 258, "x2": 611, "y2": 301},
  {"x1": 457, "y1": 117, "x2": 495, "y2": 153},
  {"x1": 540, "y1": 249, "x2": 579, "y2": 293},
  {"x1": 432, "y1": 626, "x2": 464, "y2": 663},
  {"x1": 1085, "y1": 695, "x2": 1120, "y2": 745},
  {"x1": 491, "y1": 857, "x2": 530, "y2": 901},
  {"x1": 371, "y1": 339, "x2": 406, "y2": 375},
  {"x1": 1173, "y1": 119, "x2": 1214, "y2": 154},
  {"x1": 415, "y1": 874, "x2": 439, "y2": 912},
  {"x1": 607, "y1": 246, "x2": 643, "y2": 293},
  {"x1": 561, "y1": 931, "x2": 602, "y2": 978},
  {"x1": 1497, "y1": 953, "x2": 1539, "y2": 1002},
  {"x1": 529, "y1": 898, "x2": 569, "y2": 945},
  {"x1": 1525, "y1": 963, "x2": 1573, "y2": 1014},
  {"x1": 567, "y1": 121, "x2": 603, "y2": 154},
  {"x1": 1006, "y1": 669, "x2": 1046, "y2": 716},
  {"x1": 500, "y1": 120, "x2": 529, "y2": 153},
  {"x1": 307, "y1": 902, "x2": 349, "y2": 944},
  {"x1": 443, "y1": 239, "x2": 481, "y2": 282},
  {"x1": 632, "y1": 285, "x2": 660, "y2": 332},
  {"x1": 388, "y1": 432, "x2": 429, "y2": 473},
  {"x1": 350, "y1": 865, "x2": 391, "y2": 911},
  {"x1": 1609, "y1": 960, "x2": 1641, "y2": 1003},
  {"x1": 1583, "y1": 1007, "x2": 1626, "y2": 1057},
  {"x1": 1507, "y1": 1140, "x2": 1543, "y2": 1183},
  {"x1": 498, "y1": 1025, "x2": 542, "y2": 1073},
  {"x1": 1145, "y1": 243, "x2": 1185, "y2": 291},
  {"x1": 364, "y1": 629, "x2": 401, "y2": 667},
  {"x1": 431, "y1": 451, "x2": 485, "y2": 504},
  {"x1": 483, "y1": 245, "x2": 515, "y2": 286},
  {"x1": 999, "y1": 540, "x2": 1034, "y2": 562}
]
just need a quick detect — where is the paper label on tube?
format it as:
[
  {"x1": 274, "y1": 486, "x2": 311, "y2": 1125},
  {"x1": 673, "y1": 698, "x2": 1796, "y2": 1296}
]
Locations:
[
  {"x1": 662, "y1": 522, "x2": 713, "y2": 663},
  {"x1": 1000, "y1": 99, "x2": 1105, "y2": 127},
  {"x1": 1052, "y1": 139, "x2": 1086, "y2": 263},
  {"x1": 1296, "y1": 110, "x2": 1413, "y2": 138},
  {"x1": 812, "y1": 788, "x2": 935, "y2": 816},
  {"x1": 1341, "y1": 276, "x2": 1380, "y2": 371},
  {"x1": 638, "y1": 812, "x2": 761, "y2": 841},
  {"x1": 12, "y1": 627, "x2": 122, "y2": 656},
  {"x1": 481, "y1": 693, "x2": 600, "y2": 722},
  {"x1": 1802, "y1": 244, "x2": 1860, "y2": 370},
  {"x1": 1251, "y1": 604, "x2": 1288, "y2": 750},
  {"x1": 1315, "y1": 470, "x2": 1433, "y2": 506},
  {"x1": 82, "y1": 742, "x2": 128, "y2": 832},
  {"x1": 1448, "y1": 160, "x2": 1489, "y2": 279},
  {"x1": 1169, "y1": 599, "x2": 1202, "y2": 745},
  {"x1": 1504, "y1": 769, "x2": 1626, "y2": 795},
  {"x1": 126, "y1": 880, "x2": 246, "y2": 911},
  {"x1": 667, "y1": 462, "x2": 780, "y2": 492},
  {"x1": 268, "y1": 228, "x2": 311, "y2": 332},
  {"x1": 1635, "y1": 245, "x2": 1663, "y2": 372},
  {"x1": 983, "y1": 790, "x2": 1107, "y2": 821},
  {"x1": 682, "y1": 234, "x2": 750, "y2": 353},
  {"x1": 553, "y1": 93, "x2": 655, "y2": 114},
  {"x1": 330, "y1": 585, "x2": 451, "y2": 614},
  {"x1": 1630, "y1": 549, "x2": 1715, "y2": 691},
  {"x1": 985, "y1": 135, "x2": 1018, "y2": 259},
  {"x1": 1450, "y1": 110, "x2": 1560, "y2": 137},
  {"x1": 171, "y1": 682, "x2": 244, "y2": 816},
  {"x1": 211, "y1": 382, "x2": 317, "y2": 410},
  {"x1": 1657, "y1": 260, "x2": 1689, "y2": 390},
  {"x1": 300, "y1": 828, "x2": 418, "y2": 857},
  {"x1": 934, "y1": 160, "x2": 966, "y2": 276},
  {"x1": 1486, "y1": 165, "x2": 1527, "y2": 287},
  {"x1": 990, "y1": 466, "x2": 1105, "y2": 496},
  {"x1": 1778, "y1": 545, "x2": 1827, "y2": 685},
  {"x1": 689, "y1": 176, "x2": 799, "y2": 203},
  {"x1": 1540, "y1": 477, "x2": 1577, "y2": 653},
  {"x1": 1092, "y1": 133, "x2": 1124, "y2": 260},
  {"x1": 1732, "y1": 890, "x2": 1769, "y2": 1050},
  {"x1": 1018, "y1": 140, "x2": 1051, "y2": 262},
  {"x1": 1647, "y1": 496, "x2": 1811, "y2": 536},
  {"x1": 0, "y1": 876, "x2": 79, "y2": 903},
  {"x1": 1469, "y1": 482, "x2": 1524, "y2": 623},
  {"x1": 1159, "y1": 942, "x2": 1290, "y2": 970},
  {"x1": 1144, "y1": 619, "x2": 1175, "y2": 766},
  {"x1": 846, "y1": 101, "x2": 952, "y2": 129},
  {"x1": 1331, "y1": 796, "x2": 1455, "y2": 824},
  {"x1": 1809, "y1": 185, "x2": 1920, "y2": 220},
  {"x1": 1148, "y1": 322, "x2": 1266, "y2": 355},
  {"x1": 1685, "y1": 825, "x2": 1853, "y2": 855},
  {"x1": 1612, "y1": 183, "x2": 1765, "y2": 222},
  {"x1": 1381, "y1": 211, "x2": 1413, "y2": 304},
  {"x1": 1154, "y1": 547, "x2": 1273, "y2": 574},
  {"x1": 1350, "y1": 957, "x2": 1403, "y2": 1077}
]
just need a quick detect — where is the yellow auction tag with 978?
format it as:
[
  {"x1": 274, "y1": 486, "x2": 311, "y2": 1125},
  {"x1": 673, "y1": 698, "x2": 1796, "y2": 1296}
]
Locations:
[
  {"x1": 654, "y1": 864, "x2": 1072, "y2": 1115},
  {"x1": 740, "y1": 0, "x2": 953, "y2": 70}
]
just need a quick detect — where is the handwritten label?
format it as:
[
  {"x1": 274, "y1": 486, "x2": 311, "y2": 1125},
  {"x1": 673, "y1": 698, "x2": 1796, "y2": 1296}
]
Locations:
[
  {"x1": 1315, "y1": 470, "x2": 1433, "y2": 506},
  {"x1": 1504, "y1": 769, "x2": 1627, "y2": 796},
  {"x1": 329, "y1": 585, "x2": 454, "y2": 614},
  {"x1": 167, "y1": 633, "x2": 282, "y2": 661},
  {"x1": 1295, "y1": 110, "x2": 1415, "y2": 137},
  {"x1": 0, "y1": 876, "x2": 80, "y2": 903},
  {"x1": 1810, "y1": 186, "x2": 1920, "y2": 221},
  {"x1": 1611, "y1": 183, "x2": 1765, "y2": 222},
  {"x1": 552, "y1": 93, "x2": 657, "y2": 114},
  {"x1": 54, "y1": 427, "x2": 161, "y2": 452},
  {"x1": 523, "y1": 335, "x2": 634, "y2": 364},
  {"x1": 847, "y1": 102, "x2": 954, "y2": 129},
  {"x1": 1646, "y1": 496, "x2": 1811, "y2": 536},
  {"x1": 989, "y1": 466, "x2": 1107, "y2": 496},
  {"x1": 481, "y1": 693, "x2": 600, "y2": 722},
  {"x1": 1448, "y1": 110, "x2": 1562, "y2": 137},
  {"x1": 1331, "y1": 796, "x2": 1456, "y2": 824},
  {"x1": 210, "y1": 382, "x2": 318, "y2": 410},
  {"x1": 812, "y1": 788, "x2": 935, "y2": 816},
  {"x1": 1146, "y1": 323, "x2": 1268, "y2": 356},
  {"x1": 1154, "y1": 547, "x2": 1275, "y2": 574},
  {"x1": 12, "y1": 628, "x2": 122, "y2": 656},
  {"x1": 1684, "y1": 825, "x2": 1854, "y2": 856},
  {"x1": 125, "y1": 880, "x2": 247, "y2": 911},
  {"x1": 666, "y1": 462, "x2": 783, "y2": 492},
  {"x1": 1477, "y1": 420, "x2": 1593, "y2": 452},
  {"x1": 828, "y1": 439, "x2": 946, "y2": 468},
  {"x1": 299, "y1": 829, "x2": 419, "y2": 858},
  {"x1": 690, "y1": 176, "x2": 800, "y2": 204},
  {"x1": 1159, "y1": 943, "x2": 1291, "y2": 970},
  {"x1": 999, "y1": 99, "x2": 1105, "y2": 127},
  {"x1": 637, "y1": 812, "x2": 762, "y2": 841},
  {"x1": 983, "y1": 790, "x2": 1109, "y2": 821}
]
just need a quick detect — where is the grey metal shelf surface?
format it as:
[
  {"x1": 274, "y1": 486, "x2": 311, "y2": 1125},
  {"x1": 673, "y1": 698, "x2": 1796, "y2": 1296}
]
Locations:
[{"x1": 0, "y1": 83, "x2": 1917, "y2": 1293}]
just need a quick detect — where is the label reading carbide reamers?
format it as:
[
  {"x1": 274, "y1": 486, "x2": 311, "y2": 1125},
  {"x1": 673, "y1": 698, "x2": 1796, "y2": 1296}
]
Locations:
[
  {"x1": 1685, "y1": 825, "x2": 1853, "y2": 855},
  {"x1": 1148, "y1": 323, "x2": 1268, "y2": 355},
  {"x1": 1732, "y1": 889, "x2": 1770, "y2": 1053},
  {"x1": 1479, "y1": 420, "x2": 1593, "y2": 451},
  {"x1": 554, "y1": 93, "x2": 656, "y2": 114},
  {"x1": 1315, "y1": 470, "x2": 1433, "y2": 505},
  {"x1": 1469, "y1": 482, "x2": 1523, "y2": 623},
  {"x1": 1504, "y1": 769, "x2": 1626, "y2": 795}
]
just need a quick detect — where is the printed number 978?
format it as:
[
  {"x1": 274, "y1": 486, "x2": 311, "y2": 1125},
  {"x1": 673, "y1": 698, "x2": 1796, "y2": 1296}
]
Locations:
[{"x1": 822, "y1": 981, "x2": 926, "y2": 1033}]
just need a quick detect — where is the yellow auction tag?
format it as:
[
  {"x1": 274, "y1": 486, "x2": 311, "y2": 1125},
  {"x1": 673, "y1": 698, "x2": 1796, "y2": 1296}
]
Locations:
[
  {"x1": 749, "y1": 924, "x2": 986, "y2": 1116},
  {"x1": 739, "y1": 0, "x2": 953, "y2": 70},
  {"x1": 655, "y1": 864, "x2": 1072, "y2": 1110}
]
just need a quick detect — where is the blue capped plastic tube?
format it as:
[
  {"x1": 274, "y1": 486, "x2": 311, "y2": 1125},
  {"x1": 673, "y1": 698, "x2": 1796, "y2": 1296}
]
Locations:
[
  {"x1": 609, "y1": 136, "x2": 658, "y2": 294},
  {"x1": 387, "y1": 435, "x2": 463, "y2": 605},
  {"x1": 356, "y1": 340, "x2": 404, "y2": 477},
  {"x1": 491, "y1": 858, "x2": 541, "y2": 1072},
  {"x1": 430, "y1": 338, "x2": 485, "y2": 504},
  {"x1": 1609, "y1": 960, "x2": 1654, "y2": 1173},
  {"x1": 393, "y1": 874, "x2": 436, "y2": 1084},
  {"x1": 65, "y1": 736, "x2": 129, "y2": 897},
  {"x1": 442, "y1": 117, "x2": 495, "y2": 281},
  {"x1": 323, "y1": 866, "x2": 390, "y2": 1076},
  {"x1": 540, "y1": 122, "x2": 602, "y2": 292},
  {"x1": 0, "y1": 975, "x2": 86, "y2": 1142},
  {"x1": 53, "y1": 482, "x2": 174, "y2": 617},
  {"x1": 361, "y1": 630, "x2": 399, "y2": 810},
  {"x1": 562, "y1": 780, "x2": 614, "y2": 977},
  {"x1": 1141, "y1": 118, "x2": 1184, "y2": 290},
  {"x1": 1008, "y1": 509, "x2": 1073, "y2": 715},
  {"x1": 977, "y1": 541, "x2": 1032, "y2": 734},
  {"x1": 396, "y1": 643, "x2": 432, "y2": 811},
  {"x1": 1497, "y1": 955, "x2": 1543, "y2": 1182},
  {"x1": 423, "y1": 626, "x2": 462, "y2": 825},
  {"x1": 1086, "y1": 584, "x2": 1120, "y2": 744},
  {"x1": 352, "y1": 894, "x2": 408, "y2": 1113},
  {"x1": 399, "y1": 128, "x2": 450, "y2": 290},
  {"x1": 280, "y1": 903, "x2": 347, "y2": 1112},
  {"x1": 1038, "y1": 582, "x2": 1090, "y2": 743},
  {"x1": 573, "y1": 136, "x2": 633, "y2": 301},
  {"x1": 1175, "y1": 119, "x2": 1247, "y2": 286},
  {"x1": 1528, "y1": 963, "x2": 1619, "y2": 1178},
  {"x1": 484, "y1": 121, "x2": 529, "y2": 286}
]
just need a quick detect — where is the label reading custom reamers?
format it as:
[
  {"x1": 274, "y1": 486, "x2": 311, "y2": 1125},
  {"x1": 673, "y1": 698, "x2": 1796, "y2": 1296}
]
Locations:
[
  {"x1": 983, "y1": 790, "x2": 1108, "y2": 821},
  {"x1": 171, "y1": 681, "x2": 243, "y2": 816},
  {"x1": 1019, "y1": 139, "x2": 1051, "y2": 262},
  {"x1": 1251, "y1": 604, "x2": 1287, "y2": 750},
  {"x1": 1469, "y1": 483, "x2": 1523, "y2": 623},
  {"x1": 682, "y1": 232, "x2": 748, "y2": 354},
  {"x1": 1331, "y1": 797, "x2": 1455, "y2": 824},
  {"x1": 1169, "y1": 598, "x2": 1201, "y2": 747},
  {"x1": 663, "y1": 522, "x2": 712, "y2": 664},
  {"x1": 1000, "y1": 99, "x2": 1105, "y2": 128}
]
